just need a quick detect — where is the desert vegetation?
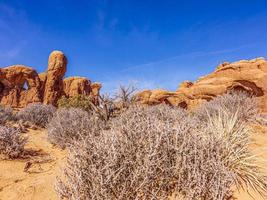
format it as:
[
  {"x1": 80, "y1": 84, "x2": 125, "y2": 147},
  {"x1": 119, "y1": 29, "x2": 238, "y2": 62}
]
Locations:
[
  {"x1": 0, "y1": 90, "x2": 266, "y2": 199},
  {"x1": 50, "y1": 91, "x2": 267, "y2": 200},
  {"x1": 47, "y1": 108, "x2": 103, "y2": 148},
  {"x1": 0, "y1": 125, "x2": 28, "y2": 159},
  {"x1": 58, "y1": 95, "x2": 95, "y2": 113},
  {"x1": 0, "y1": 105, "x2": 13, "y2": 125},
  {"x1": 16, "y1": 103, "x2": 56, "y2": 128}
]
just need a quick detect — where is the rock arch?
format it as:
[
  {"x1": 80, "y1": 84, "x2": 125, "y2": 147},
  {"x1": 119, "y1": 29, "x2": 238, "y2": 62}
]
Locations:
[{"x1": 227, "y1": 80, "x2": 264, "y2": 97}]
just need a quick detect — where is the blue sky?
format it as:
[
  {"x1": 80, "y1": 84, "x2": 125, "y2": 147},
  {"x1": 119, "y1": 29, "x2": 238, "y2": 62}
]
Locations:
[{"x1": 0, "y1": 0, "x2": 267, "y2": 93}]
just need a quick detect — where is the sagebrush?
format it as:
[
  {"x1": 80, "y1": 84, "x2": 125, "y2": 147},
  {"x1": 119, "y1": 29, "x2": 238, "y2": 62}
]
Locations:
[
  {"x1": 55, "y1": 93, "x2": 267, "y2": 200},
  {"x1": 47, "y1": 108, "x2": 103, "y2": 149},
  {"x1": 16, "y1": 103, "x2": 56, "y2": 128},
  {"x1": 0, "y1": 125, "x2": 28, "y2": 159},
  {"x1": 0, "y1": 105, "x2": 13, "y2": 124}
]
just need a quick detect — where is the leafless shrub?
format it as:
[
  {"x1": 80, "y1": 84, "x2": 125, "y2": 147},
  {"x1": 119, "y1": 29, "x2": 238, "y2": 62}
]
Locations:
[
  {"x1": 47, "y1": 108, "x2": 103, "y2": 149},
  {"x1": 56, "y1": 96, "x2": 267, "y2": 200},
  {"x1": 114, "y1": 84, "x2": 137, "y2": 107},
  {"x1": 0, "y1": 125, "x2": 28, "y2": 159},
  {"x1": 16, "y1": 103, "x2": 56, "y2": 128},
  {"x1": 195, "y1": 91, "x2": 258, "y2": 123},
  {"x1": 0, "y1": 105, "x2": 13, "y2": 124},
  {"x1": 56, "y1": 105, "x2": 187, "y2": 200}
]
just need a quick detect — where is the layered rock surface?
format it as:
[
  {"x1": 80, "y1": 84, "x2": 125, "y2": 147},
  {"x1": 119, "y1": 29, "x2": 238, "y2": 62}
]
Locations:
[
  {"x1": 0, "y1": 51, "x2": 101, "y2": 107},
  {"x1": 137, "y1": 57, "x2": 267, "y2": 111},
  {"x1": 0, "y1": 65, "x2": 42, "y2": 107}
]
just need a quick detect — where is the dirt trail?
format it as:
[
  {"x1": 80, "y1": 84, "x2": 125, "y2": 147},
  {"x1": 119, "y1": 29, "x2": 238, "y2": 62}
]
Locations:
[
  {"x1": 0, "y1": 129, "x2": 65, "y2": 200},
  {"x1": 0, "y1": 126, "x2": 266, "y2": 200}
]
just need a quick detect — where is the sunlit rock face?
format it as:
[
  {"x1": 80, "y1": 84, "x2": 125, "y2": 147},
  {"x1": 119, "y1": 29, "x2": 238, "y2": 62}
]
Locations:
[
  {"x1": 0, "y1": 65, "x2": 42, "y2": 107},
  {"x1": 0, "y1": 51, "x2": 101, "y2": 107},
  {"x1": 136, "y1": 57, "x2": 267, "y2": 111}
]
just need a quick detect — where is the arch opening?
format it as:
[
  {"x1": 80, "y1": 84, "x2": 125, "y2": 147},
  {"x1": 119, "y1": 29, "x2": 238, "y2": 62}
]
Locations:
[
  {"x1": 178, "y1": 101, "x2": 188, "y2": 109},
  {"x1": 0, "y1": 82, "x2": 4, "y2": 94},
  {"x1": 22, "y1": 80, "x2": 30, "y2": 90}
]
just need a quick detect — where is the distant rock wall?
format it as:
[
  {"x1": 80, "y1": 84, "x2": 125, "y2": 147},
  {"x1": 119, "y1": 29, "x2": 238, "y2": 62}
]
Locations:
[
  {"x1": 0, "y1": 50, "x2": 101, "y2": 107},
  {"x1": 136, "y1": 57, "x2": 267, "y2": 112}
]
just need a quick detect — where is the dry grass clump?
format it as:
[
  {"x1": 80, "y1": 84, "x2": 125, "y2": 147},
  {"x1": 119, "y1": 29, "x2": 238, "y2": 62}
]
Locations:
[
  {"x1": 0, "y1": 125, "x2": 28, "y2": 159},
  {"x1": 177, "y1": 110, "x2": 267, "y2": 199},
  {"x1": 195, "y1": 91, "x2": 258, "y2": 123},
  {"x1": 56, "y1": 93, "x2": 267, "y2": 200},
  {"x1": 16, "y1": 103, "x2": 56, "y2": 128},
  {"x1": 0, "y1": 105, "x2": 14, "y2": 124},
  {"x1": 47, "y1": 108, "x2": 103, "y2": 149}
]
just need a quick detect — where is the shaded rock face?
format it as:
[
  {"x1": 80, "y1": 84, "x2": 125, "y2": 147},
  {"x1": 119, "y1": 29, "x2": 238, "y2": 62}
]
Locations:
[
  {"x1": 0, "y1": 51, "x2": 100, "y2": 107},
  {"x1": 136, "y1": 57, "x2": 267, "y2": 111}
]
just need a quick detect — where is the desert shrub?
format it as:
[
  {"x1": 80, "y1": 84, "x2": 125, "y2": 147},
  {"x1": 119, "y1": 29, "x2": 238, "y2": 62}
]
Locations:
[
  {"x1": 177, "y1": 110, "x2": 267, "y2": 199},
  {"x1": 0, "y1": 105, "x2": 13, "y2": 124},
  {"x1": 55, "y1": 105, "x2": 187, "y2": 200},
  {"x1": 47, "y1": 108, "x2": 103, "y2": 149},
  {"x1": 195, "y1": 91, "x2": 258, "y2": 123},
  {"x1": 0, "y1": 125, "x2": 28, "y2": 159},
  {"x1": 56, "y1": 104, "x2": 267, "y2": 200},
  {"x1": 58, "y1": 95, "x2": 95, "y2": 113},
  {"x1": 16, "y1": 103, "x2": 56, "y2": 128}
]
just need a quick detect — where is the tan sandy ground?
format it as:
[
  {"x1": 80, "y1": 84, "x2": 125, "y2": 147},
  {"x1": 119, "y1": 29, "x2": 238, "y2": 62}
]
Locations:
[
  {"x1": 0, "y1": 129, "x2": 65, "y2": 200},
  {"x1": 0, "y1": 126, "x2": 266, "y2": 200}
]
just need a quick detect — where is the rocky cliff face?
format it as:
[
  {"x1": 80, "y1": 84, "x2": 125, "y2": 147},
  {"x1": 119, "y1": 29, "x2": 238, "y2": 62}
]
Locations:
[
  {"x1": 2, "y1": 53, "x2": 267, "y2": 110},
  {"x1": 0, "y1": 51, "x2": 101, "y2": 107},
  {"x1": 136, "y1": 57, "x2": 267, "y2": 111}
]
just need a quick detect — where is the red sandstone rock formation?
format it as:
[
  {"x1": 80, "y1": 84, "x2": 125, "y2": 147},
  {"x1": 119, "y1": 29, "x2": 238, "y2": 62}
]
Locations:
[
  {"x1": 0, "y1": 65, "x2": 42, "y2": 107},
  {"x1": 136, "y1": 57, "x2": 267, "y2": 111},
  {"x1": 63, "y1": 77, "x2": 91, "y2": 97},
  {"x1": 43, "y1": 51, "x2": 67, "y2": 105},
  {"x1": 0, "y1": 51, "x2": 101, "y2": 107},
  {"x1": 90, "y1": 82, "x2": 102, "y2": 105}
]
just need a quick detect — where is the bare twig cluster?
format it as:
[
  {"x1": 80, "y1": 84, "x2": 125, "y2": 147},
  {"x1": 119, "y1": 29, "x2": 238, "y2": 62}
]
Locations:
[
  {"x1": 0, "y1": 105, "x2": 13, "y2": 125},
  {"x1": 47, "y1": 108, "x2": 103, "y2": 149},
  {"x1": 55, "y1": 92, "x2": 267, "y2": 200},
  {"x1": 0, "y1": 125, "x2": 28, "y2": 159},
  {"x1": 16, "y1": 103, "x2": 56, "y2": 128}
]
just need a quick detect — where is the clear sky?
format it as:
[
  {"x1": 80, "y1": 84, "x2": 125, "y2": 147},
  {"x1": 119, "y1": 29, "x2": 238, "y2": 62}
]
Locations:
[{"x1": 0, "y1": 0, "x2": 267, "y2": 93}]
